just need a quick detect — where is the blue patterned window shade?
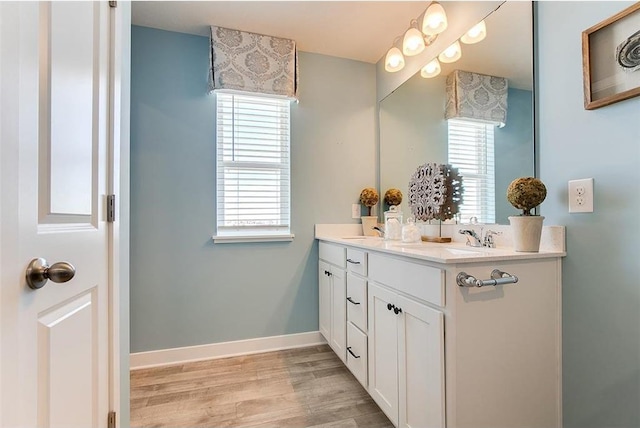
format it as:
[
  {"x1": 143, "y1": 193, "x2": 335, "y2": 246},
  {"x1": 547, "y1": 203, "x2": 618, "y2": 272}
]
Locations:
[
  {"x1": 209, "y1": 26, "x2": 298, "y2": 100},
  {"x1": 445, "y1": 70, "x2": 508, "y2": 127}
]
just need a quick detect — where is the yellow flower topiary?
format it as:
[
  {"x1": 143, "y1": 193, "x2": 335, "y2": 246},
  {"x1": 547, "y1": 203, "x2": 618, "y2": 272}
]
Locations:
[
  {"x1": 383, "y1": 188, "x2": 403, "y2": 207},
  {"x1": 507, "y1": 177, "x2": 547, "y2": 216},
  {"x1": 359, "y1": 188, "x2": 379, "y2": 216}
]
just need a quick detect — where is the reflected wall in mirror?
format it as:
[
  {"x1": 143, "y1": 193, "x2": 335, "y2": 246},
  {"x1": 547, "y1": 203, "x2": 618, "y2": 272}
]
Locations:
[{"x1": 379, "y1": 1, "x2": 533, "y2": 225}]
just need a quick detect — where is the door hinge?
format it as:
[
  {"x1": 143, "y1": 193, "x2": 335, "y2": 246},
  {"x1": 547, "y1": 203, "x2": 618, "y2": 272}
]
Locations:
[
  {"x1": 107, "y1": 194, "x2": 116, "y2": 222},
  {"x1": 108, "y1": 411, "x2": 116, "y2": 428},
  {"x1": 109, "y1": 1, "x2": 117, "y2": 8}
]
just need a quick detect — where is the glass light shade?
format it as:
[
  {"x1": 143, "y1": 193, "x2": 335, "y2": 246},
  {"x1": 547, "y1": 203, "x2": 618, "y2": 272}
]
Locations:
[
  {"x1": 403, "y1": 27, "x2": 425, "y2": 56},
  {"x1": 460, "y1": 20, "x2": 487, "y2": 44},
  {"x1": 438, "y1": 40, "x2": 462, "y2": 63},
  {"x1": 422, "y1": 3, "x2": 448, "y2": 36},
  {"x1": 420, "y1": 58, "x2": 441, "y2": 78},
  {"x1": 385, "y1": 47, "x2": 405, "y2": 72}
]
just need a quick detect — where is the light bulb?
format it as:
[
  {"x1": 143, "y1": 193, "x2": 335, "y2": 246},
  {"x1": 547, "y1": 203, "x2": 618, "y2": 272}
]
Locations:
[
  {"x1": 461, "y1": 20, "x2": 487, "y2": 44},
  {"x1": 420, "y1": 58, "x2": 441, "y2": 78},
  {"x1": 403, "y1": 27, "x2": 425, "y2": 56},
  {"x1": 385, "y1": 47, "x2": 405, "y2": 72},
  {"x1": 422, "y1": 2, "x2": 448, "y2": 36},
  {"x1": 438, "y1": 40, "x2": 462, "y2": 63}
]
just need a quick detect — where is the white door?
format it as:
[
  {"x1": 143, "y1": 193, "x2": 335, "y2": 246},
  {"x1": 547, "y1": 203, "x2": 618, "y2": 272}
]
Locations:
[
  {"x1": 1, "y1": 2, "x2": 112, "y2": 427},
  {"x1": 368, "y1": 283, "x2": 399, "y2": 425},
  {"x1": 318, "y1": 261, "x2": 331, "y2": 342},
  {"x1": 397, "y1": 295, "x2": 445, "y2": 428},
  {"x1": 329, "y1": 267, "x2": 347, "y2": 362}
]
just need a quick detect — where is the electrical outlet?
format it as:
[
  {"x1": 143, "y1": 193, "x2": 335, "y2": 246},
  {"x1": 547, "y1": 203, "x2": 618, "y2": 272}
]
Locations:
[
  {"x1": 568, "y1": 178, "x2": 594, "y2": 213},
  {"x1": 351, "y1": 204, "x2": 361, "y2": 219}
]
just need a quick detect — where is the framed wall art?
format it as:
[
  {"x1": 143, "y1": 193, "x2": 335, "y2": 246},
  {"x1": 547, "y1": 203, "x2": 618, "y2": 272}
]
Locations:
[{"x1": 582, "y1": 2, "x2": 640, "y2": 110}]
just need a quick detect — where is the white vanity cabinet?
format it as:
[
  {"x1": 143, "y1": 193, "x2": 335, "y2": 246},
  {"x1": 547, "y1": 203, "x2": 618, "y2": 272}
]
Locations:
[
  {"x1": 318, "y1": 242, "x2": 347, "y2": 362},
  {"x1": 317, "y1": 235, "x2": 563, "y2": 428}
]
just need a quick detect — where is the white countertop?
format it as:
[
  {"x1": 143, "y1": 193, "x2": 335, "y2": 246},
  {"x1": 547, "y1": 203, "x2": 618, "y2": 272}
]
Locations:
[{"x1": 316, "y1": 224, "x2": 566, "y2": 264}]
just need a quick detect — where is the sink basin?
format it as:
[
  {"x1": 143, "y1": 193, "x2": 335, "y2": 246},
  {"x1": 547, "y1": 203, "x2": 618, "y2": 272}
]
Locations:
[{"x1": 444, "y1": 247, "x2": 484, "y2": 255}]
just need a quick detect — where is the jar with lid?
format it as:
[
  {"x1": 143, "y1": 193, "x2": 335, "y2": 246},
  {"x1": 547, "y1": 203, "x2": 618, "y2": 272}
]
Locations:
[
  {"x1": 402, "y1": 217, "x2": 422, "y2": 243},
  {"x1": 384, "y1": 205, "x2": 403, "y2": 240}
]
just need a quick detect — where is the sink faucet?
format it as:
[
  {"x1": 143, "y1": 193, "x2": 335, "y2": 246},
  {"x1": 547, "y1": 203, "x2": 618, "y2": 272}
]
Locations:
[
  {"x1": 459, "y1": 229, "x2": 483, "y2": 247},
  {"x1": 483, "y1": 230, "x2": 501, "y2": 248},
  {"x1": 459, "y1": 228, "x2": 502, "y2": 248}
]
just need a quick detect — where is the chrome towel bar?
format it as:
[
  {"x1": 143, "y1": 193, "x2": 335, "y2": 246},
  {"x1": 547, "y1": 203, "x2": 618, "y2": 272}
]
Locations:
[{"x1": 456, "y1": 269, "x2": 518, "y2": 288}]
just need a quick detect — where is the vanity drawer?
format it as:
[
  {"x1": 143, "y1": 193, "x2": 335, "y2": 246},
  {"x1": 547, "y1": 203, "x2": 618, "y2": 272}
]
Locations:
[
  {"x1": 347, "y1": 273, "x2": 367, "y2": 332},
  {"x1": 319, "y1": 242, "x2": 346, "y2": 268},
  {"x1": 346, "y1": 248, "x2": 367, "y2": 276},
  {"x1": 368, "y1": 253, "x2": 444, "y2": 307},
  {"x1": 346, "y1": 322, "x2": 368, "y2": 388}
]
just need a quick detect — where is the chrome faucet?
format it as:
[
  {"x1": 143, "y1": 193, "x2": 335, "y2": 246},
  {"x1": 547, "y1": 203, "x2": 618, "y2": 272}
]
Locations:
[
  {"x1": 372, "y1": 226, "x2": 385, "y2": 237},
  {"x1": 483, "y1": 230, "x2": 501, "y2": 248},
  {"x1": 459, "y1": 229, "x2": 483, "y2": 247},
  {"x1": 458, "y1": 228, "x2": 502, "y2": 248}
]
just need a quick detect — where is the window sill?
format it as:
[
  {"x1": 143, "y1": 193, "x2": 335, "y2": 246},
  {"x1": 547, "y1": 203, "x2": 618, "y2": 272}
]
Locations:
[{"x1": 211, "y1": 234, "x2": 295, "y2": 244}]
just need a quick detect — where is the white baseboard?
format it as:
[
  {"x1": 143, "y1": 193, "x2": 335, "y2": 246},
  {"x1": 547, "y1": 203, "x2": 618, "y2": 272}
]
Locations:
[{"x1": 130, "y1": 331, "x2": 326, "y2": 370}]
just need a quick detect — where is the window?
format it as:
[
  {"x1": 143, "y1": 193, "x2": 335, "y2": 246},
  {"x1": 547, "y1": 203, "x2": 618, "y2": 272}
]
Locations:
[
  {"x1": 214, "y1": 92, "x2": 292, "y2": 243},
  {"x1": 447, "y1": 119, "x2": 495, "y2": 224}
]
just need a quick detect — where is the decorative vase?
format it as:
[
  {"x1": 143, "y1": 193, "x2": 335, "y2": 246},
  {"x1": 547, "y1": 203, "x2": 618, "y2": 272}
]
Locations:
[
  {"x1": 361, "y1": 216, "x2": 379, "y2": 236},
  {"x1": 509, "y1": 215, "x2": 544, "y2": 252}
]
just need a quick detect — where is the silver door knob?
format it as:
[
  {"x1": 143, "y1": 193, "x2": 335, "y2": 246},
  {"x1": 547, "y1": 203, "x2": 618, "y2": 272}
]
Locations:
[{"x1": 26, "y1": 258, "x2": 76, "y2": 289}]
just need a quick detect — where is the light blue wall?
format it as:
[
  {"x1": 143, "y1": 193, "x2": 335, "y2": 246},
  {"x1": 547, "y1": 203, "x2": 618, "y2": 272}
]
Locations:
[
  {"x1": 130, "y1": 26, "x2": 376, "y2": 353},
  {"x1": 495, "y1": 88, "x2": 534, "y2": 223},
  {"x1": 537, "y1": 2, "x2": 640, "y2": 427}
]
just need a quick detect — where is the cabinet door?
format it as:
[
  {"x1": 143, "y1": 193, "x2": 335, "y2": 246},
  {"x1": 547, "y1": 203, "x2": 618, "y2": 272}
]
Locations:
[
  {"x1": 368, "y1": 283, "x2": 399, "y2": 426},
  {"x1": 397, "y1": 294, "x2": 445, "y2": 428},
  {"x1": 319, "y1": 260, "x2": 331, "y2": 342},
  {"x1": 330, "y1": 267, "x2": 347, "y2": 362}
]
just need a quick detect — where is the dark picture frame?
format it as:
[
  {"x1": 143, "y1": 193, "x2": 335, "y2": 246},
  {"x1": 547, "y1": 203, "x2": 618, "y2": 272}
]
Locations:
[{"x1": 582, "y1": 2, "x2": 640, "y2": 110}]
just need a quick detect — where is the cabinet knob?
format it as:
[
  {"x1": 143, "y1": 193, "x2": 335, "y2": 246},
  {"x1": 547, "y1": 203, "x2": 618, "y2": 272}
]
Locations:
[
  {"x1": 387, "y1": 303, "x2": 394, "y2": 311},
  {"x1": 394, "y1": 306, "x2": 402, "y2": 315}
]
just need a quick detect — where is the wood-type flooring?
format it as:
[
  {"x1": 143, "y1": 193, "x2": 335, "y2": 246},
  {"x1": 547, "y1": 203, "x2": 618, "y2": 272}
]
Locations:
[{"x1": 130, "y1": 344, "x2": 394, "y2": 427}]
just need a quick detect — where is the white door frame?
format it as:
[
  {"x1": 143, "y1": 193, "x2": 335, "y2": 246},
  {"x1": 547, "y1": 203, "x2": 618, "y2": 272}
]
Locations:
[{"x1": 108, "y1": 2, "x2": 131, "y2": 426}]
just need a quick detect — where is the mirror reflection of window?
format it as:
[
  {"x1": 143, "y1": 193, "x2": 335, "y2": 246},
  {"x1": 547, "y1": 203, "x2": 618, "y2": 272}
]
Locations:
[{"x1": 447, "y1": 119, "x2": 495, "y2": 224}]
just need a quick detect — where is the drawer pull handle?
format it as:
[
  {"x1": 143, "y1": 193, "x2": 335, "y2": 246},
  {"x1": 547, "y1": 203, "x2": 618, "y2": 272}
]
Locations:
[
  {"x1": 394, "y1": 306, "x2": 402, "y2": 315},
  {"x1": 456, "y1": 269, "x2": 518, "y2": 288},
  {"x1": 347, "y1": 297, "x2": 360, "y2": 305},
  {"x1": 346, "y1": 258, "x2": 361, "y2": 265},
  {"x1": 347, "y1": 347, "x2": 361, "y2": 359}
]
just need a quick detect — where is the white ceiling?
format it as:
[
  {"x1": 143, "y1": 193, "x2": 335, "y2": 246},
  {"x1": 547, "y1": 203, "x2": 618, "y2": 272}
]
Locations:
[
  {"x1": 132, "y1": 1, "x2": 533, "y2": 88},
  {"x1": 131, "y1": 1, "x2": 428, "y2": 64}
]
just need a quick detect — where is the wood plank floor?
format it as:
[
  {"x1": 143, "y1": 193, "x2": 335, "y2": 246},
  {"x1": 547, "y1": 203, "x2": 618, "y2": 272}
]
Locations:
[{"x1": 130, "y1": 344, "x2": 394, "y2": 428}]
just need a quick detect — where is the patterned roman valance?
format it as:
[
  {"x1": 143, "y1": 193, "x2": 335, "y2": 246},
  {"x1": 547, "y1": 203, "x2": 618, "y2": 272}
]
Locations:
[
  {"x1": 445, "y1": 70, "x2": 508, "y2": 127},
  {"x1": 208, "y1": 26, "x2": 298, "y2": 99}
]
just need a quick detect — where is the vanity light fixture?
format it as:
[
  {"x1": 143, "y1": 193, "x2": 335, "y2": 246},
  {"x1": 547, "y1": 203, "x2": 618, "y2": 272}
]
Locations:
[
  {"x1": 403, "y1": 21, "x2": 426, "y2": 56},
  {"x1": 422, "y1": 2, "x2": 448, "y2": 36},
  {"x1": 438, "y1": 40, "x2": 462, "y2": 63},
  {"x1": 460, "y1": 20, "x2": 487, "y2": 44},
  {"x1": 385, "y1": 44, "x2": 405, "y2": 72},
  {"x1": 421, "y1": 58, "x2": 441, "y2": 78}
]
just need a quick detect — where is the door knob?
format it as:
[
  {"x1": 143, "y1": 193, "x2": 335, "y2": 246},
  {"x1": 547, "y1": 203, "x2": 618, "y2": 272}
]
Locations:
[{"x1": 26, "y1": 258, "x2": 76, "y2": 289}]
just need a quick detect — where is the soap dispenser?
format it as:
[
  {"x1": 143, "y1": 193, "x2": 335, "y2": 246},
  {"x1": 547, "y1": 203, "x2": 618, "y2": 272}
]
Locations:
[{"x1": 384, "y1": 205, "x2": 403, "y2": 240}]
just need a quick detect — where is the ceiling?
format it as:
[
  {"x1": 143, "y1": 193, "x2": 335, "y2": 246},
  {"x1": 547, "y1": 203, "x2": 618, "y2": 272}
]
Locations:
[
  {"x1": 131, "y1": 1, "x2": 429, "y2": 64},
  {"x1": 132, "y1": 1, "x2": 533, "y2": 87}
]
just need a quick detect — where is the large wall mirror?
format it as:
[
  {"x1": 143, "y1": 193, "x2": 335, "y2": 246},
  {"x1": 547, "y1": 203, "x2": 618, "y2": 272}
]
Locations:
[{"x1": 379, "y1": 1, "x2": 533, "y2": 225}]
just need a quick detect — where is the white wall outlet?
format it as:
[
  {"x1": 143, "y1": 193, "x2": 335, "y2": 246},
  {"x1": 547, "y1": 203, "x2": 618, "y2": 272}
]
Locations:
[
  {"x1": 351, "y1": 203, "x2": 361, "y2": 219},
  {"x1": 568, "y1": 178, "x2": 594, "y2": 213}
]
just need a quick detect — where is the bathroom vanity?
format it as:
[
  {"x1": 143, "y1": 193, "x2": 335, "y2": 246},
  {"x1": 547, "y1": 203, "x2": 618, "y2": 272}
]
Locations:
[{"x1": 316, "y1": 224, "x2": 565, "y2": 428}]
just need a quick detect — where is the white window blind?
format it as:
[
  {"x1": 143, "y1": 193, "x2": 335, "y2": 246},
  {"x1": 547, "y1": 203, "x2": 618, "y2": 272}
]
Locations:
[
  {"x1": 216, "y1": 92, "x2": 291, "y2": 239},
  {"x1": 447, "y1": 119, "x2": 495, "y2": 224}
]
